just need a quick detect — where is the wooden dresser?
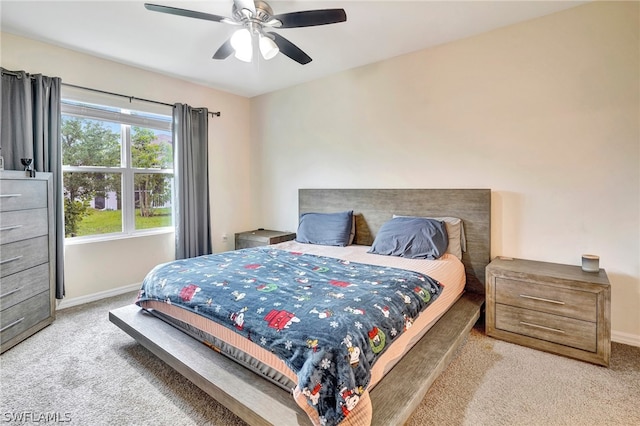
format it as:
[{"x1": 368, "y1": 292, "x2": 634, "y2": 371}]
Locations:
[
  {"x1": 486, "y1": 257, "x2": 610, "y2": 366},
  {"x1": 1, "y1": 170, "x2": 56, "y2": 353},
  {"x1": 235, "y1": 229, "x2": 296, "y2": 250}
]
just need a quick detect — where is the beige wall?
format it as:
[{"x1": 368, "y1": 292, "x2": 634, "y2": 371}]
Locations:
[
  {"x1": 1, "y1": 32, "x2": 254, "y2": 303},
  {"x1": 251, "y1": 2, "x2": 640, "y2": 342}
]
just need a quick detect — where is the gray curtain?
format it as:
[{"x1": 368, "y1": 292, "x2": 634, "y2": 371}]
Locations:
[
  {"x1": 1, "y1": 68, "x2": 65, "y2": 298},
  {"x1": 173, "y1": 103, "x2": 212, "y2": 259}
]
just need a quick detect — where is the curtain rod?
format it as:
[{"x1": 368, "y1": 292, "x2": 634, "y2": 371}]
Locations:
[
  {"x1": 62, "y1": 82, "x2": 221, "y2": 117},
  {"x1": 1, "y1": 69, "x2": 221, "y2": 117}
]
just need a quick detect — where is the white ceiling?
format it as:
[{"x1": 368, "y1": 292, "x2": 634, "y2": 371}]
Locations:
[{"x1": 1, "y1": 0, "x2": 587, "y2": 98}]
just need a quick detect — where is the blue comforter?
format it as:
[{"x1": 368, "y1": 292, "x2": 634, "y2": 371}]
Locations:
[{"x1": 137, "y1": 246, "x2": 442, "y2": 425}]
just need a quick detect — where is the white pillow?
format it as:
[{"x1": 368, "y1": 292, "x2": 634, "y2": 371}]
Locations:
[{"x1": 393, "y1": 215, "x2": 466, "y2": 260}]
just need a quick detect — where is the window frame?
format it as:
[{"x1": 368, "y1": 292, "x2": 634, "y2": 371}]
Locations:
[{"x1": 61, "y1": 100, "x2": 174, "y2": 242}]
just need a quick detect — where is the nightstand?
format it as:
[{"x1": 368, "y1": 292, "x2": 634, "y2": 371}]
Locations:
[
  {"x1": 486, "y1": 257, "x2": 611, "y2": 366},
  {"x1": 234, "y1": 229, "x2": 296, "y2": 250}
]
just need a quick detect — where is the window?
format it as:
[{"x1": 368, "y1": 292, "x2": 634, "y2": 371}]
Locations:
[{"x1": 61, "y1": 100, "x2": 173, "y2": 239}]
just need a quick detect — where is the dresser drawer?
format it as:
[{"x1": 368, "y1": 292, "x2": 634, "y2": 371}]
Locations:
[
  {"x1": 0, "y1": 208, "x2": 49, "y2": 245},
  {"x1": 0, "y1": 179, "x2": 48, "y2": 212},
  {"x1": 0, "y1": 236, "x2": 49, "y2": 278},
  {"x1": 0, "y1": 264, "x2": 50, "y2": 311},
  {"x1": 0, "y1": 291, "x2": 51, "y2": 345},
  {"x1": 495, "y1": 304, "x2": 597, "y2": 352},
  {"x1": 495, "y1": 277, "x2": 597, "y2": 322}
]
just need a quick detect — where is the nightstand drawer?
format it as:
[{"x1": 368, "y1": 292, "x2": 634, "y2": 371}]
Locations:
[
  {"x1": 236, "y1": 239, "x2": 269, "y2": 249},
  {"x1": 495, "y1": 277, "x2": 596, "y2": 322},
  {"x1": 235, "y1": 230, "x2": 296, "y2": 250},
  {"x1": 496, "y1": 304, "x2": 597, "y2": 352}
]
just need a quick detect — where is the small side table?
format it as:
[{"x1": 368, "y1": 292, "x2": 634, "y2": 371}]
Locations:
[
  {"x1": 235, "y1": 229, "x2": 296, "y2": 250},
  {"x1": 486, "y1": 257, "x2": 611, "y2": 366}
]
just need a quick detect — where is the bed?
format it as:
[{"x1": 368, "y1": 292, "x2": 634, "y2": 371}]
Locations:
[{"x1": 110, "y1": 188, "x2": 491, "y2": 425}]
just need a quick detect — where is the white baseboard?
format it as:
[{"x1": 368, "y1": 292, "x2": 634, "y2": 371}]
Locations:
[
  {"x1": 612, "y1": 330, "x2": 640, "y2": 347},
  {"x1": 56, "y1": 283, "x2": 140, "y2": 310}
]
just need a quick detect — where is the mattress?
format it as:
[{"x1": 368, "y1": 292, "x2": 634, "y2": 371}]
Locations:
[{"x1": 137, "y1": 242, "x2": 465, "y2": 425}]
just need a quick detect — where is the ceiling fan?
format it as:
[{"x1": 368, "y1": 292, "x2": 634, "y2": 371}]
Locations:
[{"x1": 144, "y1": 1, "x2": 347, "y2": 65}]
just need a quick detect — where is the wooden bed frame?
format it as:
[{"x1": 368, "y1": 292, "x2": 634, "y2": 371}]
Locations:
[{"x1": 109, "y1": 188, "x2": 491, "y2": 425}]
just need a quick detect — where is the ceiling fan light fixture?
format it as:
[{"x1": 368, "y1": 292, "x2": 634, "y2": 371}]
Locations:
[
  {"x1": 145, "y1": 1, "x2": 347, "y2": 65},
  {"x1": 259, "y1": 33, "x2": 279, "y2": 60},
  {"x1": 230, "y1": 28, "x2": 253, "y2": 62}
]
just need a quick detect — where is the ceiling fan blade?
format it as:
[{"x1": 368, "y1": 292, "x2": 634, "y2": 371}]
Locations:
[
  {"x1": 144, "y1": 3, "x2": 227, "y2": 22},
  {"x1": 273, "y1": 9, "x2": 347, "y2": 28},
  {"x1": 233, "y1": 0, "x2": 256, "y2": 16},
  {"x1": 213, "y1": 38, "x2": 234, "y2": 60},
  {"x1": 269, "y1": 32, "x2": 312, "y2": 65}
]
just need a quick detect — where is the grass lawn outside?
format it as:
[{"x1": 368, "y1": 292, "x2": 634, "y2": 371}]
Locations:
[{"x1": 77, "y1": 207, "x2": 172, "y2": 236}]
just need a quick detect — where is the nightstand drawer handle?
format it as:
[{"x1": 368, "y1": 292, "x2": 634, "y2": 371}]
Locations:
[
  {"x1": 519, "y1": 294, "x2": 565, "y2": 305},
  {"x1": 0, "y1": 193, "x2": 22, "y2": 198},
  {"x1": 0, "y1": 255, "x2": 23, "y2": 265},
  {"x1": 520, "y1": 321, "x2": 565, "y2": 334},
  {"x1": 1, "y1": 317, "x2": 25, "y2": 333},
  {"x1": 0, "y1": 287, "x2": 23, "y2": 299}
]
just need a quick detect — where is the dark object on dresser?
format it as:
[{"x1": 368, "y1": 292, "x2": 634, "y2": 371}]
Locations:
[{"x1": 20, "y1": 158, "x2": 35, "y2": 178}]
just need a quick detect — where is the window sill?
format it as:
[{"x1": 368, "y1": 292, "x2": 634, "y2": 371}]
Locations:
[{"x1": 64, "y1": 227, "x2": 175, "y2": 246}]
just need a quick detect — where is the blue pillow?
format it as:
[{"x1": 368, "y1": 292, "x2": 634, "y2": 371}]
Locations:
[
  {"x1": 368, "y1": 217, "x2": 449, "y2": 259},
  {"x1": 296, "y1": 211, "x2": 354, "y2": 247}
]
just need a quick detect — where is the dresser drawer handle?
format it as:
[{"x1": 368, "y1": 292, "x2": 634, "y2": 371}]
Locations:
[
  {"x1": 0, "y1": 225, "x2": 24, "y2": 232},
  {"x1": 0, "y1": 255, "x2": 23, "y2": 265},
  {"x1": 0, "y1": 317, "x2": 25, "y2": 333},
  {"x1": 519, "y1": 294, "x2": 565, "y2": 305},
  {"x1": 0, "y1": 193, "x2": 22, "y2": 199},
  {"x1": 0, "y1": 287, "x2": 23, "y2": 299},
  {"x1": 520, "y1": 321, "x2": 565, "y2": 334}
]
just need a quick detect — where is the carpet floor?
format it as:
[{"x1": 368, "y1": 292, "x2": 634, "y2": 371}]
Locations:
[{"x1": 1, "y1": 291, "x2": 638, "y2": 425}]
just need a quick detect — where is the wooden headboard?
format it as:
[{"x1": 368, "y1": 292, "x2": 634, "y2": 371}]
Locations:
[{"x1": 299, "y1": 189, "x2": 491, "y2": 294}]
